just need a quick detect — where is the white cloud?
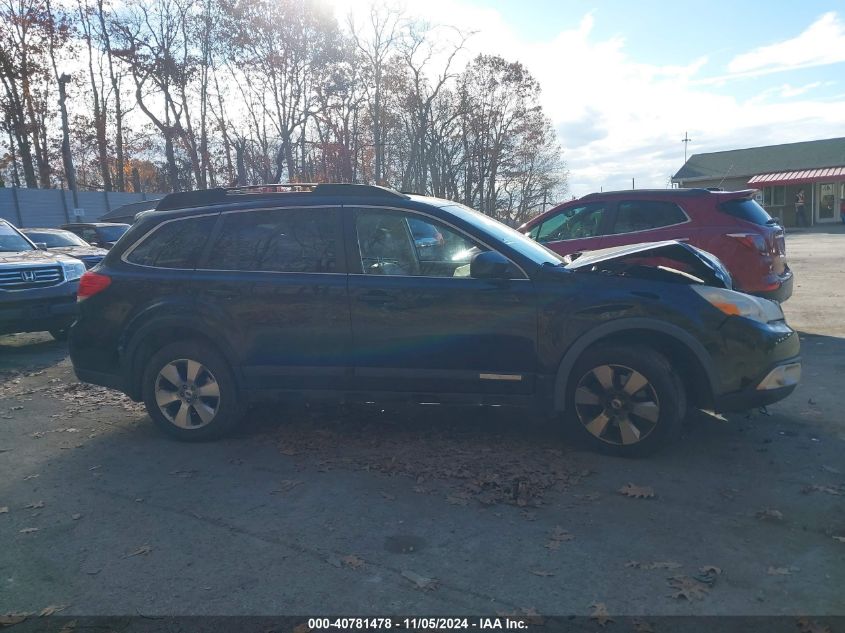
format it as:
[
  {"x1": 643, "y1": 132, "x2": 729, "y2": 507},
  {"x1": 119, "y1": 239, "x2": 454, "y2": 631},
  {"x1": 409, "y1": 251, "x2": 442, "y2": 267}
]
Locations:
[{"x1": 727, "y1": 12, "x2": 845, "y2": 75}]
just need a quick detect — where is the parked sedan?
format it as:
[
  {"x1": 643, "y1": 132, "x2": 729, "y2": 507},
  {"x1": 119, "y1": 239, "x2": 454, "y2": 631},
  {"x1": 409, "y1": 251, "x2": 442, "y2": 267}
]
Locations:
[
  {"x1": 59, "y1": 222, "x2": 130, "y2": 250},
  {"x1": 21, "y1": 229, "x2": 108, "y2": 269}
]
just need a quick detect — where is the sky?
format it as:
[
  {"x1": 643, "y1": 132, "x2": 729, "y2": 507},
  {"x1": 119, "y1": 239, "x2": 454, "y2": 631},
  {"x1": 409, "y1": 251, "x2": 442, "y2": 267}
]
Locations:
[{"x1": 330, "y1": 0, "x2": 845, "y2": 198}]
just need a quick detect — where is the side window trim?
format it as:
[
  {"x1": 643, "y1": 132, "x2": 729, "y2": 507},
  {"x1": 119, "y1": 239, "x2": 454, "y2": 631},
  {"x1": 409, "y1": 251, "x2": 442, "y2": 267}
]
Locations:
[{"x1": 345, "y1": 205, "x2": 528, "y2": 280}]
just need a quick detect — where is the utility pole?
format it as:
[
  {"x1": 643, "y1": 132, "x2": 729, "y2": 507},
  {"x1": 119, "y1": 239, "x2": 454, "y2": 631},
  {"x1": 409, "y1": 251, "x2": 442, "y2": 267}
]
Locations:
[
  {"x1": 682, "y1": 131, "x2": 692, "y2": 163},
  {"x1": 57, "y1": 73, "x2": 79, "y2": 209}
]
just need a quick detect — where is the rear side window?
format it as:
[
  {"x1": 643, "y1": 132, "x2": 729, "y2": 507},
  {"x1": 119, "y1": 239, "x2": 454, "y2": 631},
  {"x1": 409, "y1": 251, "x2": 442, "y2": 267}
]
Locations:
[
  {"x1": 535, "y1": 203, "x2": 607, "y2": 242},
  {"x1": 205, "y1": 208, "x2": 340, "y2": 273},
  {"x1": 611, "y1": 201, "x2": 688, "y2": 234},
  {"x1": 719, "y1": 198, "x2": 774, "y2": 226},
  {"x1": 126, "y1": 215, "x2": 217, "y2": 268}
]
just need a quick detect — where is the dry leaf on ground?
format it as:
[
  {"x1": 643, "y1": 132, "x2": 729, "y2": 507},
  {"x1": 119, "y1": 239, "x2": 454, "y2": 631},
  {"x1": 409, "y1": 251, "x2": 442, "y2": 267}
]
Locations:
[
  {"x1": 23, "y1": 474, "x2": 39, "y2": 481},
  {"x1": 530, "y1": 570, "x2": 555, "y2": 577},
  {"x1": 545, "y1": 525, "x2": 574, "y2": 550},
  {"x1": 589, "y1": 603, "x2": 614, "y2": 627},
  {"x1": 767, "y1": 567, "x2": 792, "y2": 575},
  {"x1": 24, "y1": 501, "x2": 44, "y2": 509},
  {"x1": 667, "y1": 576, "x2": 709, "y2": 600},
  {"x1": 125, "y1": 545, "x2": 152, "y2": 558},
  {"x1": 797, "y1": 618, "x2": 832, "y2": 633},
  {"x1": 0, "y1": 507, "x2": 8, "y2": 514},
  {"x1": 38, "y1": 605, "x2": 69, "y2": 617},
  {"x1": 340, "y1": 554, "x2": 364, "y2": 569},
  {"x1": 626, "y1": 560, "x2": 681, "y2": 570},
  {"x1": 58, "y1": 620, "x2": 77, "y2": 633},
  {"x1": 755, "y1": 508, "x2": 783, "y2": 521},
  {"x1": 18, "y1": 527, "x2": 38, "y2": 534},
  {"x1": 632, "y1": 618, "x2": 654, "y2": 633},
  {"x1": 71, "y1": 513, "x2": 82, "y2": 521},
  {"x1": 271, "y1": 480, "x2": 303, "y2": 494},
  {"x1": 833, "y1": 536, "x2": 845, "y2": 543},
  {"x1": 802, "y1": 484, "x2": 842, "y2": 496},
  {"x1": 169, "y1": 470, "x2": 197, "y2": 478},
  {"x1": 0, "y1": 613, "x2": 29, "y2": 626},
  {"x1": 618, "y1": 483, "x2": 654, "y2": 499},
  {"x1": 380, "y1": 492, "x2": 396, "y2": 501},
  {"x1": 400, "y1": 570, "x2": 438, "y2": 590}
]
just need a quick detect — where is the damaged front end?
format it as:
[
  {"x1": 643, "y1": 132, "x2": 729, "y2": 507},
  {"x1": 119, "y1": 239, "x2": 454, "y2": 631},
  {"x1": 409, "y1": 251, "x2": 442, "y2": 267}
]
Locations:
[{"x1": 562, "y1": 240, "x2": 733, "y2": 289}]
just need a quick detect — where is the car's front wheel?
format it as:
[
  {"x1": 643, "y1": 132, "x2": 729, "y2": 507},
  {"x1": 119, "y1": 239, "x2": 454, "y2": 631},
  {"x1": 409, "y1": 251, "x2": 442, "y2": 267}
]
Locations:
[
  {"x1": 564, "y1": 345, "x2": 686, "y2": 456},
  {"x1": 142, "y1": 341, "x2": 242, "y2": 441}
]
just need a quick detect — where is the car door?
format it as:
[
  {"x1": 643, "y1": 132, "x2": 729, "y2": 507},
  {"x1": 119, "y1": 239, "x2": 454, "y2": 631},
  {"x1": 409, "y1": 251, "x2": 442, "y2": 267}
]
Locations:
[
  {"x1": 193, "y1": 206, "x2": 351, "y2": 391},
  {"x1": 602, "y1": 199, "x2": 693, "y2": 248},
  {"x1": 346, "y1": 207, "x2": 537, "y2": 397},
  {"x1": 528, "y1": 201, "x2": 611, "y2": 255}
]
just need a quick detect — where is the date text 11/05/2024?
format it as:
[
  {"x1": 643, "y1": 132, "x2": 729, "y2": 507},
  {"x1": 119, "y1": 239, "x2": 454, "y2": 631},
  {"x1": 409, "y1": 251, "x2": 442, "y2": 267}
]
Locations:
[{"x1": 306, "y1": 618, "x2": 529, "y2": 630}]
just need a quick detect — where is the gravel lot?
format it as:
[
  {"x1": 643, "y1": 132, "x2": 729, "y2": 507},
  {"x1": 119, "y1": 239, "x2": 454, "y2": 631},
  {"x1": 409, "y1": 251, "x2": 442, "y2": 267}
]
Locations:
[{"x1": 1, "y1": 228, "x2": 844, "y2": 624}]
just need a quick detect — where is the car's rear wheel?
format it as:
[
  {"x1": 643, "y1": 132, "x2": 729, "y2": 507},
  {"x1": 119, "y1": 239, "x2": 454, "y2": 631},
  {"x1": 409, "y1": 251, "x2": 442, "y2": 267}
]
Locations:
[
  {"x1": 142, "y1": 342, "x2": 242, "y2": 441},
  {"x1": 564, "y1": 345, "x2": 686, "y2": 456}
]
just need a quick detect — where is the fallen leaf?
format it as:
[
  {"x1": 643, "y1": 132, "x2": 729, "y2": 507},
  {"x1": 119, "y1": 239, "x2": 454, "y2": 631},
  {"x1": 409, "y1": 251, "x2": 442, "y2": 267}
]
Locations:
[
  {"x1": 833, "y1": 536, "x2": 845, "y2": 543},
  {"x1": 25, "y1": 501, "x2": 44, "y2": 509},
  {"x1": 699, "y1": 565, "x2": 721, "y2": 575},
  {"x1": 821, "y1": 465, "x2": 842, "y2": 475},
  {"x1": 340, "y1": 554, "x2": 364, "y2": 569},
  {"x1": 626, "y1": 560, "x2": 681, "y2": 570},
  {"x1": 125, "y1": 545, "x2": 152, "y2": 558},
  {"x1": 59, "y1": 620, "x2": 77, "y2": 633},
  {"x1": 530, "y1": 570, "x2": 555, "y2": 577},
  {"x1": 271, "y1": 480, "x2": 303, "y2": 494},
  {"x1": 446, "y1": 492, "x2": 470, "y2": 506},
  {"x1": 0, "y1": 507, "x2": 8, "y2": 514},
  {"x1": 39, "y1": 605, "x2": 69, "y2": 617},
  {"x1": 802, "y1": 484, "x2": 842, "y2": 496},
  {"x1": 71, "y1": 513, "x2": 82, "y2": 520},
  {"x1": 767, "y1": 567, "x2": 792, "y2": 575},
  {"x1": 550, "y1": 525, "x2": 574, "y2": 542},
  {"x1": 23, "y1": 474, "x2": 39, "y2": 481},
  {"x1": 18, "y1": 527, "x2": 38, "y2": 534},
  {"x1": 755, "y1": 508, "x2": 783, "y2": 521},
  {"x1": 380, "y1": 492, "x2": 396, "y2": 501},
  {"x1": 632, "y1": 618, "x2": 654, "y2": 633},
  {"x1": 797, "y1": 618, "x2": 832, "y2": 633},
  {"x1": 618, "y1": 483, "x2": 654, "y2": 499},
  {"x1": 589, "y1": 603, "x2": 614, "y2": 627},
  {"x1": 280, "y1": 447, "x2": 298, "y2": 456},
  {"x1": 169, "y1": 470, "x2": 197, "y2": 478},
  {"x1": 0, "y1": 613, "x2": 29, "y2": 627},
  {"x1": 667, "y1": 576, "x2": 709, "y2": 600},
  {"x1": 400, "y1": 570, "x2": 438, "y2": 590}
]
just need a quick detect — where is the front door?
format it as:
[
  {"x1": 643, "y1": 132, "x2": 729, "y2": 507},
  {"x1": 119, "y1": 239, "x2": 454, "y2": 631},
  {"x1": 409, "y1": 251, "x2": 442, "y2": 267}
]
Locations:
[
  {"x1": 817, "y1": 183, "x2": 836, "y2": 223},
  {"x1": 193, "y1": 206, "x2": 350, "y2": 390},
  {"x1": 347, "y1": 208, "x2": 537, "y2": 396}
]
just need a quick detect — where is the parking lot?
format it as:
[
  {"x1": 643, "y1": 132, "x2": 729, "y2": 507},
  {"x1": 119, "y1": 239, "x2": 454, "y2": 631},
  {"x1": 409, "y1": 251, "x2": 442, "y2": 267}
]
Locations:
[{"x1": 1, "y1": 228, "x2": 844, "y2": 621}]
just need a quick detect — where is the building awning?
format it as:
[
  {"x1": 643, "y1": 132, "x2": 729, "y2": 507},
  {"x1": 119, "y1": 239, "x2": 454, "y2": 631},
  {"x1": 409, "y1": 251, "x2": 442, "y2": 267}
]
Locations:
[{"x1": 748, "y1": 166, "x2": 845, "y2": 185}]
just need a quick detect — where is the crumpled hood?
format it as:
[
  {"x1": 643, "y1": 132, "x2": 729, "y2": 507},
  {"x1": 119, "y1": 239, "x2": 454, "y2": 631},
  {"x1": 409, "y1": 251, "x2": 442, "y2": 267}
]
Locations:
[{"x1": 564, "y1": 240, "x2": 732, "y2": 289}]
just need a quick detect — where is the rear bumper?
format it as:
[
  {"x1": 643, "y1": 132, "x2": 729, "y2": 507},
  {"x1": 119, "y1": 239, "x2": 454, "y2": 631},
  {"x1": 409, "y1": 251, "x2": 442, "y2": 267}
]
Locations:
[
  {"x1": 714, "y1": 357, "x2": 801, "y2": 412},
  {"x1": 750, "y1": 268, "x2": 793, "y2": 303}
]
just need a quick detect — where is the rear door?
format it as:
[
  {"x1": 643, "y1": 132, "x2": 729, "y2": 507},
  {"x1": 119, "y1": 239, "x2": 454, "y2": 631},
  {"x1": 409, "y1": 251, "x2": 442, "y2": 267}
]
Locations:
[
  {"x1": 346, "y1": 207, "x2": 538, "y2": 396},
  {"x1": 528, "y1": 201, "x2": 611, "y2": 255},
  {"x1": 193, "y1": 206, "x2": 351, "y2": 391}
]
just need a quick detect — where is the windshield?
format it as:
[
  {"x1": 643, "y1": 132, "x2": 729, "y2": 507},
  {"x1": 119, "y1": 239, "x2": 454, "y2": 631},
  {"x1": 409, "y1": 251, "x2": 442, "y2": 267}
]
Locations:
[
  {"x1": 440, "y1": 204, "x2": 565, "y2": 266},
  {"x1": 97, "y1": 225, "x2": 130, "y2": 242},
  {"x1": 24, "y1": 230, "x2": 88, "y2": 248},
  {"x1": 0, "y1": 222, "x2": 35, "y2": 252}
]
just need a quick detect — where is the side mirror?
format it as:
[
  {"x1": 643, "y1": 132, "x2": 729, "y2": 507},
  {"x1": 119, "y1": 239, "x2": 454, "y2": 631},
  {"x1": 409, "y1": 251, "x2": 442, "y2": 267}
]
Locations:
[
  {"x1": 470, "y1": 251, "x2": 517, "y2": 280},
  {"x1": 35, "y1": 242, "x2": 48, "y2": 250}
]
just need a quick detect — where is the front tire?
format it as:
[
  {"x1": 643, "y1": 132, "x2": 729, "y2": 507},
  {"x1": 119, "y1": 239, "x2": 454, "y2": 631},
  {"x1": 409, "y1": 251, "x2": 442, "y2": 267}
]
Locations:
[
  {"x1": 142, "y1": 341, "x2": 242, "y2": 441},
  {"x1": 564, "y1": 345, "x2": 686, "y2": 457}
]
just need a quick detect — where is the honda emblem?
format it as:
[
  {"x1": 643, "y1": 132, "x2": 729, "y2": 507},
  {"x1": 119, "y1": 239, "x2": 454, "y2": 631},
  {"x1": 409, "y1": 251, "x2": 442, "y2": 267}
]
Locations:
[{"x1": 20, "y1": 270, "x2": 36, "y2": 282}]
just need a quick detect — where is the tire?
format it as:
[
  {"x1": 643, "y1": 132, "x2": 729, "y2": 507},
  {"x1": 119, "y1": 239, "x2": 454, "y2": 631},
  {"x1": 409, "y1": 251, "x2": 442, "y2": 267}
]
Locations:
[
  {"x1": 49, "y1": 328, "x2": 69, "y2": 341},
  {"x1": 563, "y1": 345, "x2": 686, "y2": 457},
  {"x1": 142, "y1": 341, "x2": 242, "y2": 441}
]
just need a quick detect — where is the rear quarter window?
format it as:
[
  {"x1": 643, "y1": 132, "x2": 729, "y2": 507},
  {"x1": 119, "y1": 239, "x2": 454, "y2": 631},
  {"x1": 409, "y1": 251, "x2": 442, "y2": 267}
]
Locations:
[
  {"x1": 719, "y1": 198, "x2": 774, "y2": 226},
  {"x1": 126, "y1": 215, "x2": 217, "y2": 268}
]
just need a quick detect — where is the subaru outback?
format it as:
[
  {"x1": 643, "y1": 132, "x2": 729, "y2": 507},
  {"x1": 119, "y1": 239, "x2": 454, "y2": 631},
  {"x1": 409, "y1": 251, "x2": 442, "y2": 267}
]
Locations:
[{"x1": 68, "y1": 184, "x2": 800, "y2": 456}]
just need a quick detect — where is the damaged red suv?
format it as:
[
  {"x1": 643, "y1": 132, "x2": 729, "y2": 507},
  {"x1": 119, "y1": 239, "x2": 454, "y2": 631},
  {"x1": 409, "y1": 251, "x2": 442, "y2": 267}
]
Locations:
[{"x1": 519, "y1": 189, "x2": 793, "y2": 302}]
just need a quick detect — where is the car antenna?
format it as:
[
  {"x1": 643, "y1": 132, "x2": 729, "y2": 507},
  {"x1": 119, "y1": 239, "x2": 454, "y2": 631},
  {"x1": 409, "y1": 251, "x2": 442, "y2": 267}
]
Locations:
[{"x1": 717, "y1": 163, "x2": 734, "y2": 189}]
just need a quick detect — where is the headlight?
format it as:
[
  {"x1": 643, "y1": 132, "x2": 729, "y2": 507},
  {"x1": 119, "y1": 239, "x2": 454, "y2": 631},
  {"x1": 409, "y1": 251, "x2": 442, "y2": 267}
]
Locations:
[
  {"x1": 692, "y1": 286, "x2": 783, "y2": 323},
  {"x1": 61, "y1": 260, "x2": 87, "y2": 282}
]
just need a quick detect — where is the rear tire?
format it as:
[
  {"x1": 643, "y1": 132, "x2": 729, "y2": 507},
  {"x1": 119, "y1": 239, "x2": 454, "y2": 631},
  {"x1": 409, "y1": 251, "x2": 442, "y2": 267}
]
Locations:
[
  {"x1": 563, "y1": 345, "x2": 686, "y2": 457},
  {"x1": 142, "y1": 341, "x2": 242, "y2": 441}
]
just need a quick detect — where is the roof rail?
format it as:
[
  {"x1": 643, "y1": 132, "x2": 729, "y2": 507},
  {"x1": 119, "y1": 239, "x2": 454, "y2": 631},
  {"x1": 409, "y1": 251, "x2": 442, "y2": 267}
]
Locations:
[{"x1": 155, "y1": 183, "x2": 407, "y2": 211}]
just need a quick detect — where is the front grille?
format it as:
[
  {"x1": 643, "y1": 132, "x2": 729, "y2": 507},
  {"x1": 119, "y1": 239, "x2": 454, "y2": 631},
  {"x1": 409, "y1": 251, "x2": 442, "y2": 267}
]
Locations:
[{"x1": 0, "y1": 266, "x2": 64, "y2": 290}]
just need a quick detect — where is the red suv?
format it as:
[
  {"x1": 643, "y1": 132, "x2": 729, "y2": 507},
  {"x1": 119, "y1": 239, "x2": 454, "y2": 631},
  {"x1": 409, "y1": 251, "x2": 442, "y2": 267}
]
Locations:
[{"x1": 519, "y1": 189, "x2": 792, "y2": 302}]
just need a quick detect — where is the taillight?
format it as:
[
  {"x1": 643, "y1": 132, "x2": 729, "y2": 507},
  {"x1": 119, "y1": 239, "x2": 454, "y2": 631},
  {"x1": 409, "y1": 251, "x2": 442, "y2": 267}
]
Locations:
[
  {"x1": 726, "y1": 233, "x2": 767, "y2": 254},
  {"x1": 77, "y1": 271, "x2": 111, "y2": 301}
]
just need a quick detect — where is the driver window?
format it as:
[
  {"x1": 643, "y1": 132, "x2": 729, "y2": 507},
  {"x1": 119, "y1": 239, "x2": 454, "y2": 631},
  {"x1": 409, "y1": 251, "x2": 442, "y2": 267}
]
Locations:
[
  {"x1": 355, "y1": 210, "x2": 486, "y2": 278},
  {"x1": 536, "y1": 203, "x2": 607, "y2": 242}
]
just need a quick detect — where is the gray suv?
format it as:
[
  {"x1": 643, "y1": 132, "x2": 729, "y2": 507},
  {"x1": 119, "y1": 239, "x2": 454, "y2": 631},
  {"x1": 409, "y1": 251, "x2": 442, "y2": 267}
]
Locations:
[{"x1": 0, "y1": 219, "x2": 86, "y2": 340}]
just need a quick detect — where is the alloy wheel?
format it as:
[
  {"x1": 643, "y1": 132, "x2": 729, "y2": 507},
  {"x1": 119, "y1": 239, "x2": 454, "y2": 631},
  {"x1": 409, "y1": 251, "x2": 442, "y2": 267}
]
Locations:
[
  {"x1": 154, "y1": 358, "x2": 221, "y2": 429},
  {"x1": 574, "y1": 363, "x2": 660, "y2": 446}
]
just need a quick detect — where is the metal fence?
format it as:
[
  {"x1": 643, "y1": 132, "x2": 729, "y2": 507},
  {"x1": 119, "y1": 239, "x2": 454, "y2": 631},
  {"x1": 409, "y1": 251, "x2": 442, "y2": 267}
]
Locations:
[{"x1": 0, "y1": 188, "x2": 162, "y2": 228}]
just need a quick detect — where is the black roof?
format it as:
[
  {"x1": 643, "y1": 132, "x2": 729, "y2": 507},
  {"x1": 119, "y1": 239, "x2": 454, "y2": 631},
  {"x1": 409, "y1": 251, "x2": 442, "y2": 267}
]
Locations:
[
  {"x1": 100, "y1": 199, "x2": 161, "y2": 223},
  {"x1": 61, "y1": 222, "x2": 131, "y2": 228}
]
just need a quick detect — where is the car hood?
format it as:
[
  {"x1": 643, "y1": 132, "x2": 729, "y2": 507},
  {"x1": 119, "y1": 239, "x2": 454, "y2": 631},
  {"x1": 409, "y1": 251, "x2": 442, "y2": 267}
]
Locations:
[
  {"x1": 49, "y1": 246, "x2": 108, "y2": 258},
  {"x1": 0, "y1": 250, "x2": 79, "y2": 266},
  {"x1": 563, "y1": 240, "x2": 732, "y2": 289}
]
